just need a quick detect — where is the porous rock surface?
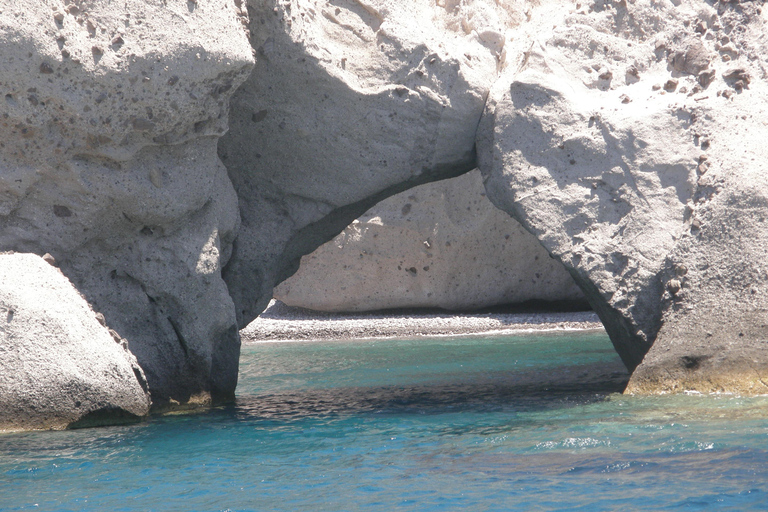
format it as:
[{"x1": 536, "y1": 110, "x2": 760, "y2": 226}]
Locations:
[
  {"x1": 274, "y1": 169, "x2": 584, "y2": 312},
  {"x1": 219, "y1": 0, "x2": 527, "y2": 325},
  {"x1": 1, "y1": 0, "x2": 528, "y2": 415},
  {"x1": 477, "y1": 0, "x2": 768, "y2": 393},
  {"x1": 0, "y1": 253, "x2": 151, "y2": 432},
  {"x1": 0, "y1": 0, "x2": 255, "y2": 408},
  {"x1": 4, "y1": 0, "x2": 768, "y2": 426}
]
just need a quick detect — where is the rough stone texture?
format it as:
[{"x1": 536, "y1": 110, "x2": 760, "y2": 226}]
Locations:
[
  {"x1": 4, "y1": 0, "x2": 766, "y2": 419},
  {"x1": 477, "y1": 0, "x2": 768, "y2": 393},
  {"x1": 0, "y1": 253, "x2": 151, "y2": 432},
  {"x1": 274, "y1": 169, "x2": 584, "y2": 311},
  {"x1": 219, "y1": 0, "x2": 527, "y2": 326},
  {"x1": 0, "y1": 0, "x2": 255, "y2": 407}
]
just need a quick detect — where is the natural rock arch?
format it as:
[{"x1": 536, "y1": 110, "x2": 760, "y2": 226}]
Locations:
[{"x1": 3, "y1": 0, "x2": 768, "y2": 431}]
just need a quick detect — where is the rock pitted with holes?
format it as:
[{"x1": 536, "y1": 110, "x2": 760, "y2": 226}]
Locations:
[
  {"x1": 219, "y1": 0, "x2": 526, "y2": 325},
  {"x1": 477, "y1": 0, "x2": 768, "y2": 393},
  {"x1": 0, "y1": 0, "x2": 254, "y2": 409}
]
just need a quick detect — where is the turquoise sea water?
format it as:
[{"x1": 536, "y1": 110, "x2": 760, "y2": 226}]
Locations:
[{"x1": 3, "y1": 332, "x2": 768, "y2": 511}]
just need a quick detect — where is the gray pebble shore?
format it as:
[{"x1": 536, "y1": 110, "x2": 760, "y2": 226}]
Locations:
[{"x1": 241, "y1": 300, "x2": 606, "y2": 343}]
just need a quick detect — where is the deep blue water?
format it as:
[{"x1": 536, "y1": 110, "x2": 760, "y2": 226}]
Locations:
[{"x1": 2, "y1": 332, "x2": 768, "y2": 511}]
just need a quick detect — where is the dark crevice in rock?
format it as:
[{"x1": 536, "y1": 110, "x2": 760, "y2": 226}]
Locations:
[
  {"x1": 67, "y1": 407, "x2": 145, "y2": 430},
  {"x1": 132, "y1": 366, "x2": 150, "y2": 396},
  {"x1": 680, "y1": 355, "x2": 710, "y2": 370},
  {"x1": 210, "y1": 324, "x2": 241, "y2": 403},
  {"x1": 167, "y1": 315, "x2": 189, "y2": 357}
]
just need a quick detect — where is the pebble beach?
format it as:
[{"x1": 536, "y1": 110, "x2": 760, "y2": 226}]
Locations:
[{"x1": 241, "y1": 300, "x2": 605, "y2": 342}]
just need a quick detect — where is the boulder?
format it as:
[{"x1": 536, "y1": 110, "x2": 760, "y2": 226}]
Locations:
[
  {"x1": 275, "y1": 169, "x2": 584, "y2": 311},
  {"x1": 219, "y1": 0, "x2": 522, "y2": 325},
  {"x1": 477, "y1": 0, "x2": 768, "y2": 393},
  {"x1": 0, "y1": 0, "x2": 254, "y2": 407},
  {"x1": 0, "y1": 253, "x2": 151, "y2": 431}
]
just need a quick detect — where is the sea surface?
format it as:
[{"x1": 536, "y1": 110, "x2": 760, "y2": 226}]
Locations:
[{"x1": 2, "y1": 332, "x2": 768, "y2": 511}]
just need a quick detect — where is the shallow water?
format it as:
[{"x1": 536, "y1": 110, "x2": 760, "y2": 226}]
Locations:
[{"x1": 2, "y1": 332, "x2": 768, "y2": 511}]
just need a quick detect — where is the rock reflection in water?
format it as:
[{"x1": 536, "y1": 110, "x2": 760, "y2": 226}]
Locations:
[{"x1": 234, "y1": 362, "x2": 629, "y2": 421}]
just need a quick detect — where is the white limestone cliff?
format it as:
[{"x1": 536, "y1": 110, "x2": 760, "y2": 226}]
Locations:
[
  {"x1": 4, "y1": 0, "x2": 768, "y2": 432},
  {"x1": 0, "y1": 0, "x2": 254, "y2": 408}
]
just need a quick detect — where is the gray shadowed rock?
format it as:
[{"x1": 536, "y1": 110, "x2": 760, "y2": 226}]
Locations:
[
  {"x1": 0, "y1": 253, "x2": 151, "y2": 432},
  {"x1": 219, "y1": 0, "x2": 526, "y2": 327},
  {"x1": 4, "y1": 0, "x2": 763, "y2": 421},
  {"x1": 477, "y1": 0, "x2": 768, "y2": 393},
  {"x1": 0, "y1": 0, "x2": 254, "y2": 408},
  {"x1": 274, "y1": 169, "x2": 585, "y2": 312}
]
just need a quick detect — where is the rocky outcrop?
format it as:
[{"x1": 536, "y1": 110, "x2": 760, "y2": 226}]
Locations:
[
  {"x1": 4, "y1": 0, "x2": 768, "y2": 422},
  {"x1": 219, "y1": 0, "x2": 521, "y2": 325},
  {"x1": 0, "y1": 0, "x2": 254, "y2": 408},
  {"x1": 477, "y1": 0, "x2": 768, "y2": 393},
  {"x1": 1, "y1": 0, "x2": 521, "y2": 411},
  {"x1": 274, "y1": 169, "x2": 584, "y2": 311},
  {"x1": 0, "y1": 253, "x2": 151, "y2": 431}
]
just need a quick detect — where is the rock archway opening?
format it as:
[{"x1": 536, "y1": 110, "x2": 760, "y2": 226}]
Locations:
[{"x1": 242, "y1": 167, "x2": 631, "y2": 394}]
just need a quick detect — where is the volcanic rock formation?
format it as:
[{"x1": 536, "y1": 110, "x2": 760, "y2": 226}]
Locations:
[
  {"x1": 0, "y1": 0, "x2": 519, "y2": 418},
  {"x1": 3, "y1": 0, "x2": 768, "y2": 431},
  {"x1": 219, "y1": 0, "x2": 522, "y2": 325},
  {"x1": 477, "y1": 0, "x2": 768, "y2": 393},
  {"x1": 0, "y1": 0, "x2": 254, "y2": 408}
]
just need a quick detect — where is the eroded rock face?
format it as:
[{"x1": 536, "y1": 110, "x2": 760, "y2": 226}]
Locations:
[
  {"x1": 275, "y1": 169, "x2": 584, "y2": 312},
  {"x1": 0, "y1": 253, "x2": 151, "y2": 432},
  {"x1": 219, "y1": 0, "x2": 526, "y2": 326},
  {"x1": 4, "y1": 0, "x2": 764, "y2": 419},
  {"x1": 478, "y1": 0, "x2": 768, "y2": 392},
  {"x1": 0, "y1": 0, "x2": 254, "y2": 406}
]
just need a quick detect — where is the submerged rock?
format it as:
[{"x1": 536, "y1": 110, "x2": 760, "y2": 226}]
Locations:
[
  {"x1": 0, "y1": 253, "x2": 151, "y2": 431},
  {"x1": 275, "y1": 169, "x2": 584, "y2": 312}
]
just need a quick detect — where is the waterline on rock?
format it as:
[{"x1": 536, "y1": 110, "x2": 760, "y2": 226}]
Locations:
[{"x1": 2, "y1": 333, "x2": 768, "y2": 511}]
